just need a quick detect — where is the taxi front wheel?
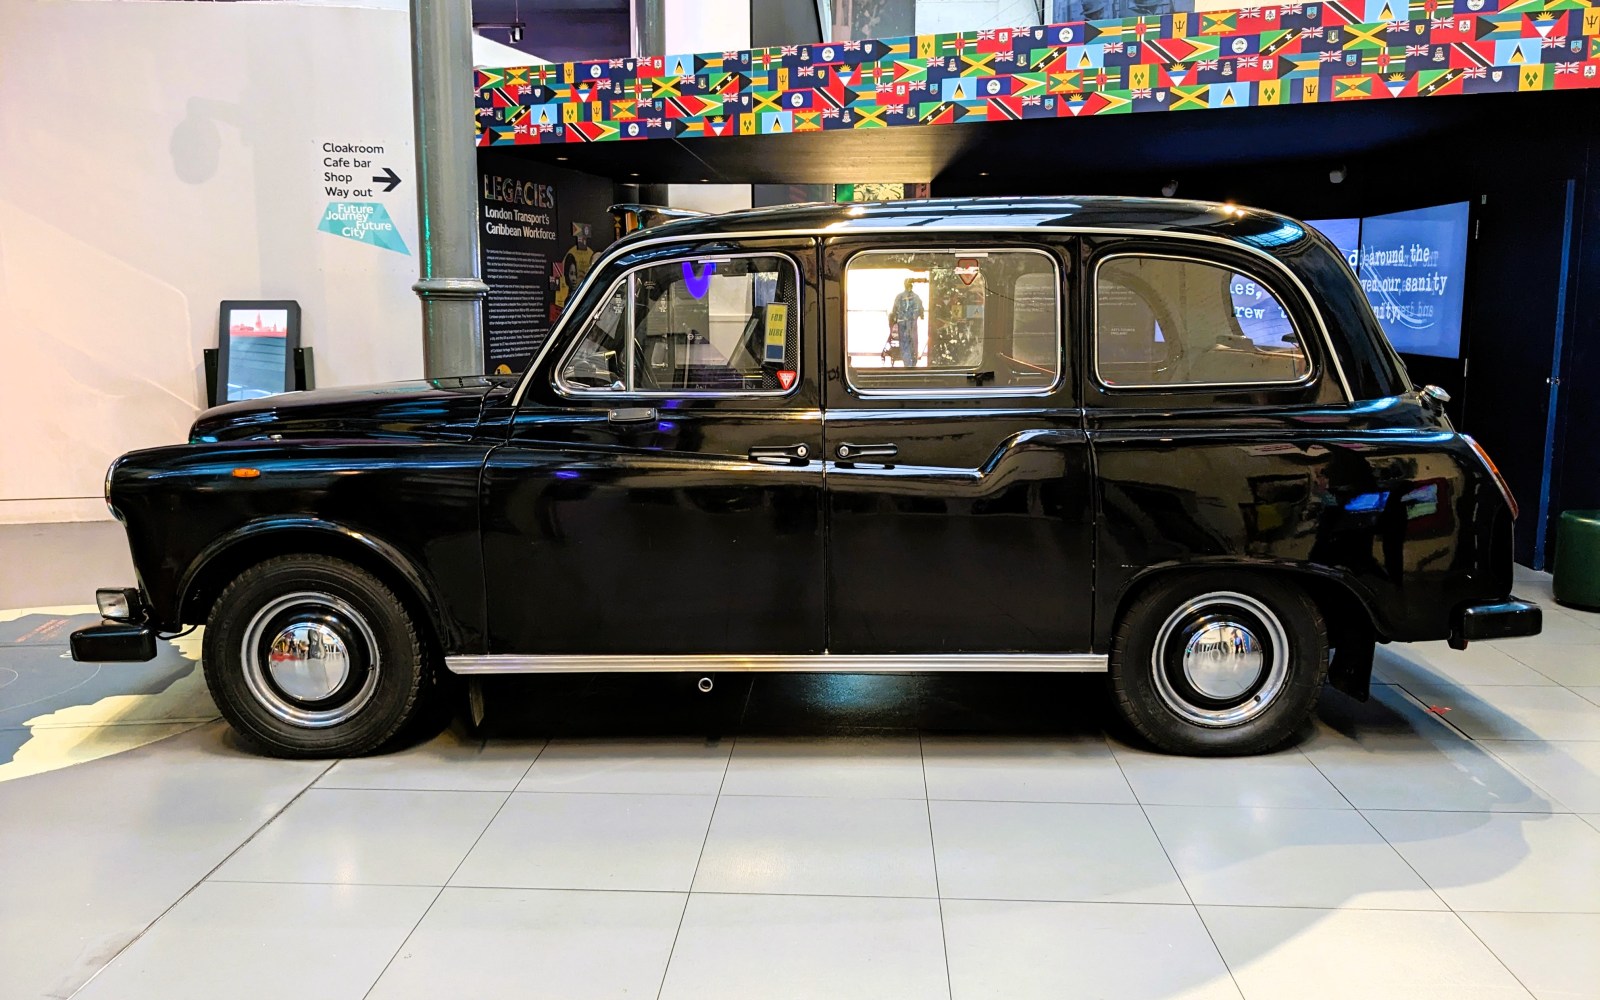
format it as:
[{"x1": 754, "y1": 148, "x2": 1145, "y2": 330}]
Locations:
[
  {"x1": 1110, "y1": 573, "x2": 1328, "y2": 756},
  {"x1": 201, "y1": 554, "x2": 436, "y2": 758}
]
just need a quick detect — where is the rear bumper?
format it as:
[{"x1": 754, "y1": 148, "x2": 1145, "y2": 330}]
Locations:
[
  {"x1": 1449, "y1": 596, "x2": 1543, "y2": 649},
  {"x1": 70, "y1": 623, "x2": 158, "y2": 662}
]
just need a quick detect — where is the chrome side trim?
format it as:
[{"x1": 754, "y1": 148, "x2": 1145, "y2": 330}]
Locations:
[
  {"x1": 510, "y1": 223, "x2": 1356, "y2": 409},
  {"x1": 445, "y1": 652, "x2": 1109, "y2": 674}
]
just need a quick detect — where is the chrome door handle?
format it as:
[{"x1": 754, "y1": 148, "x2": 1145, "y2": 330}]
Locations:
[
  {"x1": 748, "y1": 443, "x2": 812, "y2": 466},
  {"x1": 835, "y1": 442, "x2": 897, "y2": 463},
  {"x1": 607, "y1": 407, "x2": 658, "y2": 424}
]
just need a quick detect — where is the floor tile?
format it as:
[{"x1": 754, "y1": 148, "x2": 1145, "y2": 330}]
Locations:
[
  {"x1": 515, "y1": 738, "x2": 731, "y2": 796},
  {"x1": 943, "y1": 899, "x2": 1241, "y2": 1000},
  {"x1": 0, "y1": 724, "x2": 327, "y2": 1000},
  {"x1": 451, "y1": 792, "x2": 715, "y2": 892},
  {"x1": 317, "y1": 731, "x2": 542, "y2": 792},
  {"x1": 1497, "y1": 614, "x2": 1598, "y2": 644},
  {"x1": 1111, "y1": 744, "x2": 1348, "y2": 809},
  {"x1": 1482, "y1": 741, "x2": 1600, "y2": 813},
  {"x1": 1495, "y1": 643, "x2": 1600, "y2": 688},
  {"x1": 1302, "y1": 688, "x2": 1559, "y2": 813},
  {"x1": 1377, "y1": 642, "x2": 1555, "y2": 688},
  {"x1": 73, "y1": 881, "x2": 437, "y2": 1000},
  {"x1": 658, "y1": 893, "x2": 949, "y2": 1000},
  {"x1": 213, "y1": 788, "x2": 506, "y2": 886},
  {"x1": 1145, "y1": 805, "x2": 1443, "y2": 910},
  {"x1": 920, "y1": 735, "x2": 1134, "y2": 804},
  {"x1": 694, "y1": 794, "x2": 938, "y2": 897},
  {"x1": 719, "y1": 735, "x2": 926, "y2": 799},
  {"x1": 1200, "y1": 906, "x2": 1532, "y2": 1000},
  {"x1": 1364, "y1": 810, "x2": 1600, "y2": 913},
  {"x1": 930, "y1": 799, "x2": 1185, "y2": 903},
  {"x1": 367, "y1": 887, "x2": 685, "y2": 1000},
  {"x1": 1389, "y1": 682, "x2": 1600, "y2": 742},
  {"x1": 1457, "y1": 911, "x2": 1600, "y2": 1000}
]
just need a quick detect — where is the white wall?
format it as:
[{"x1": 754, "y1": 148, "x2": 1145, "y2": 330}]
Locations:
[
  {"x1": 662, "y1": 0, "x2": 750, "y2": 54},
  {"x1": 915, "y1": 0, "x2": 1043, "y2": 34},
  {"x1": 0, "y1": 0, "x2": 429, "y2": 523}
]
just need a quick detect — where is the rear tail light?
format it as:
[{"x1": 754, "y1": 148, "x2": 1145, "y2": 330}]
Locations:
[{"x1": 1463, "y1": 435, "x2": 1518, "y2": 519}]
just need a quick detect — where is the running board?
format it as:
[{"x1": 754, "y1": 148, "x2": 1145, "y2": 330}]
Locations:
[{"x1": 444, "y1": 653, "x2": 1108, "y2": 674}]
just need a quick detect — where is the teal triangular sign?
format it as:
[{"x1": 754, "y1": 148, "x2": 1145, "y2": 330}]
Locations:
[{"x1": 318, "y1": 202, "x2": 410, "y2": 254}]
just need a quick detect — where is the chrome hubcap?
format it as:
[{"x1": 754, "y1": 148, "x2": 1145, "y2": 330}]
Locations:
[
  {"x1": 267, "y1": 621, "x2": 350, "y2": 701},
  {"x1": 1152, "y1": 591, "x2": 1288, "y2": 728},
  {"x1": 241, "y1": 592, "x2": 380, "y2": 728}
]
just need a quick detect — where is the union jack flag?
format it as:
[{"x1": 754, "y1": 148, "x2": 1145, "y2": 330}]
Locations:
[
  {"x1": 1543, "y1": 36, "x2": 1568, "y2": 48},
  {"x1": 1319, "y1": 50, "x2": 1342, "y2": 62},
  {"x1": 1557, "y1": 61, "x2": 1581, "y2": 73},
  {"x1": 1132, "y1": 87, "x2": 1153, "y2": 98},
  {"x1": 1388, "y1": 20, "x2": 1409, "y2": 30},
  {"x1": 1023, "y1": 95, "x2": 1044, "y2": 104},
  {"x1": 798, "y1": 65, "x2": 817, "y2": 76},
  {"x1": 1282, "y1": 2, "x2": 1303, "y2": 13},
  {"x1": 645, "y1": 117, "x2": 664, "y2": 127},
  {"x1": 1463, "y1": 66, "x2": 1486, "y2": 77},
  {"x1": 781, "y1": 45, "x2": 798, "y2": 56},
  {"x1": 608, "y1": 58, "x2": 626, "y2": 68},
  {"x1": 1198, "y1": 59, "x2": 1219, "y2": 70},
  {"x1": 977, "y1": 29, "x2": 1000, "y2": 40},
  {"x1": 1431, "y1": 16, "x2": 1455, "y2": 29},
  {"x1": 1241, "y1": 6, "x2": 1263, "y2": 16},
  {"x1": 1105, "y1": 42, "x2": 1125, "y2": 53},
  {"x1": 823, "y1": 109, "x2": 841, "y2": 119},
  {"x1": 1407, "y1": 44, "x2": 1429, "y2": 55},
  {"x1": 1304, "y1": 27, "x2": 1325, "y2": 39},
  {"x1": 1238, "y1": 55, "x2": 1260, "y2": 67},
  {"x1": 536, "y1": 123, "x2": 556, "y2": 133}
]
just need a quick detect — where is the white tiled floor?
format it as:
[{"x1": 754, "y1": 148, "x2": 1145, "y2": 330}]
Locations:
[{"x1": 8, "y1": 564, "x2": 1600, "y2": 999}]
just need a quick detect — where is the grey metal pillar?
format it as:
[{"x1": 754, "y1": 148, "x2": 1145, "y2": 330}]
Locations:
[{"x1": 410, "y1": 0, "x2": 489, "y2": 377}]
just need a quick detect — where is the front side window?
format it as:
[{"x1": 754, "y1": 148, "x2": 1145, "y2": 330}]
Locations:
[
  {"x1": 560, "y1": 254, "x2": 800, "y2": 394},
  {"x1": 1095, "y1": 255, "x2": 1311, "y2": 388},
  {"x1": 843, "y1": 249, "x2": 1061, "y2": 394}
]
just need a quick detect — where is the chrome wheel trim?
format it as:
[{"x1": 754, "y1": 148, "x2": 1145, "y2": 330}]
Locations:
[
  {"x1": 240, "y1": 591, "x2": 381, "y2": 728},
  {"x1": 1150, "y1": 590, "x2": 1289, "y2": 728}
]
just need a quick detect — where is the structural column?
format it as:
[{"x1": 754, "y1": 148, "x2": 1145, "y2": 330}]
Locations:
[{"x1": 410, "y1": 0, "x2": 488, "y2": 377}]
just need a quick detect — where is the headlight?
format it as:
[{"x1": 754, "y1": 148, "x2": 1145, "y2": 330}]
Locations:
[{"x1": 96, "y1": 587, "x2": 143, "y2": 622}]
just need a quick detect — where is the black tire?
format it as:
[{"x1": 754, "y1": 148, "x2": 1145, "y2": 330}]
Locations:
[
  {"x1": 1109, "y1": 572, "x2": 1327, "y2": 755},
  {"x1": 201, "y1": 554, "x2": 436, "y2": 758}
]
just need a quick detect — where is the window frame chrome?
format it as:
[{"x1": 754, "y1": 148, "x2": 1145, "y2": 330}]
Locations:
[
  {"x1": 551, "y1": 248, "x2": 805, "y2": 401},
  {"x1": 838, "y1": 245, "x2": 1065, "y2": 400},
  {"x1": 1090, "y1": 250, "x2": 1319, "y2": 393}
]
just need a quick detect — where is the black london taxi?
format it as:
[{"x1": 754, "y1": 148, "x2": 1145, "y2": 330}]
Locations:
[{"x1": 72, "y1": 197, "x2": 1541, "y2": 758}]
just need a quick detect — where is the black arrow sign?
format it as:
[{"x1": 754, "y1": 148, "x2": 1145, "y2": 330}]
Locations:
[{"x1": 372, "y1": 167, "x2": 401, "y2": 193}]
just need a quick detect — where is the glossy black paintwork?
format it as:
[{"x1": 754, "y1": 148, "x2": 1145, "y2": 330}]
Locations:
[{"x1": 101, "y1": 197, "x2": 1515, "y2": 660}]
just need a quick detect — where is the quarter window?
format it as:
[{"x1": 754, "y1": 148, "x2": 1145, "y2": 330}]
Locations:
[
  {"x1": 843, "y1": 249, "x2": 1061, "y2": 393},
  {"x1": 1095, "y1": 256, "x2": 1311, "y2": 388},
  {"x1": 560, "y1": 254, "x2": 800, "y2": 394}
]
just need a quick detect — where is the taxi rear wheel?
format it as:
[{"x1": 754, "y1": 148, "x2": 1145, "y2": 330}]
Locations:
[
  {"x1": 201, "y1": 555, "x2": 434, "y2": 758},
  {"x1": 1109, "y1": 573, "x2": 1327, "y2": 755}
]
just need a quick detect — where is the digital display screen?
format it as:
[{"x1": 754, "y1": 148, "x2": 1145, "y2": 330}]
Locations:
[
  {"x1": 1360, "y1": 202, "x2": 1471, "y2": 360},
  {"x1": 1306, "y1": 203, "x2": 1471, "y2": 359},
  {"x1": 222, "y1": 306, "x2": 293, "y2": 401}
]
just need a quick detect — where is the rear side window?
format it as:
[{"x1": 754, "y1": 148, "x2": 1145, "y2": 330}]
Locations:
[
  {"x1": 1095, "y1": 255, "x2": 1310, "y2": 388},
  {"x1": 559, "y1": 253, "x2": 800, "y2": 395},
  {"x1": 843, "y1": 249, "x2": 1061, "y2": 394}
]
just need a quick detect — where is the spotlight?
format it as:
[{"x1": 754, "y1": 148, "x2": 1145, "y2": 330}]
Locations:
[
  {"x1": 510, "y1": 24, "x2": 522, "y2": 43},
  {"x1": 1161, "y1": 180, "x2": 1179, "y2": 197},
  {"x1": 1329, "y1": 165, "x2": 1347, "y2": 184}
]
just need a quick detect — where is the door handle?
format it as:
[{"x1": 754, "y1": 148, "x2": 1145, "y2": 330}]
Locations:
[
  {"x1": 748, "y1": 443, "x2": 812, "y2": 466},
  {"x1": 607, "y1": 406, "x2": 658, "y2": 424},
  {"x1": 835, "y1": 442, "x2": 898, "y2": 464}
]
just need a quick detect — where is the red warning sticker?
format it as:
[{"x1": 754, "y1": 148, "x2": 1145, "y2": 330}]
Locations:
[
  {"x1": 956, "y1": 258, "x2": 981, "y2": 285},
  {"x1": 776, "y1": 369, "x2": 798, "y2": 389}
]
